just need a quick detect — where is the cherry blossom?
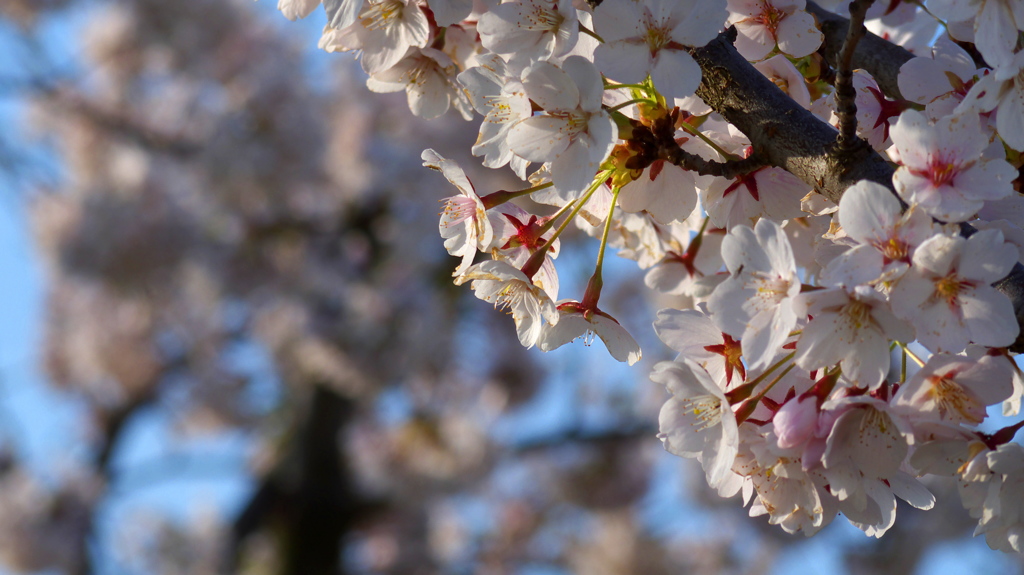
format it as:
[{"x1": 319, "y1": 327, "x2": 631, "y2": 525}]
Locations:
[
  {"x1": 278, "y1": 0, "x2": 321, "y2": 21},
  {"x1": 457, "y1": 54, "x2": 533, "y2": 178},
  {"x1": 366, "y1": 47, "x2": 473, "y2": 120},
  {"x1": 792, "y1": 285, "x2": 913, "y2": 389},
  {"x1": 957, "y1": 50, "x2": 1024, "y2": 152},
  {"x1": 423, "y1": 149, "x2": 495, "y2": 278},
  {"x1": 926, "y1": 0, "x2": 1024, "y2": 70},
  {"x1": 727, "y1": 0, "x2": 823, "y2": 61},
  {"x1": 539, "y1": 301, "x2": 641, "y2": 365},
  {"x1": 319, "y1": 0, "x2": 430, "y2": 75},
  {"x1": 821, "y1": 398, "x2": 934, "y2": 537},
  {"x1": 617, "y1": 160, "x2": 698, "y2": 224},
  {"x1": 960, "y1": 442, "x2": 1024, "y2": 552},
  {"x1": 462, "y1": 259, "x2": 559, "y2": 349},
  {"x1": 890, "y1": 109, "x2": 1016, "y2": 223},
  {"x1": 653, "y1": 359, "x2": 739, "y2": 490},
  {"x1": 892, "y1": 352, "x2": 1014, "y2": 425},
  {"x1": 820, "y1": 179, "x2": 935, "y2": 288},
  {"x1": 888, "y1": 229, "x2": 1019, "y2": 353},
  {"x1": 898, "y1": 35, "x2": 986, "y2": 119},
  {"x1": 592, "y1": 0, "x2": 726, "y2": 100},
  {"x1": 654, "y1": 308, "x2": 747, "y2": 389},
  {"x1": 477, "y1": 0, "x2": 579, "y2": 67},
  {"x1": 273, "y1": 0, "x2": 1024, "y2": 549},
  {"x1": 707, "y1": 219, "x2": 801, "y2": 371},
  {"x1": 507, "y1": 56, "x2": 616, "y2": 197},
  {"x1": 753, "y1": 54, "x2": 811, "y2": 108}
]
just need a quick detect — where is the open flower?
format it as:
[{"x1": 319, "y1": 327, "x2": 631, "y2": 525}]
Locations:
[
  {"x1": 462, "y1": 259, "x2": 559, "y2": 349},
  {"x1": 477, "y1": 0, "x2": 580, "y2": 67},
  {"x1": 793, "y1": 285, "x2": 913, "y2": 389},
  {"x1": 457, "y1": 54, "x2": 533, "y2": 179},
  {"x1": 507, "y1": 56, "x2": 616, "y2": 198},
  {"x1": 366, "y1": 48, "x2": 473, "y2": 120},
  {"x1": 727, "y1": 0, "x2": 823, "y2": 61},
  {"x1": 319, "y1": 0, "x2": 430, "y2": 75},
  {"x1": 539, "y1": 301, "x2": 641, "y2": 365},
  {"x1": 707, "y1": 219, "x2": 801, "y2": 371},
  {"x1": 888, "y1": 229, "x2": 1019, "y2": 353},
  {"x1": 891, "y1": 109, "x2": 1016, "y2": 222},
  {"x1": 593, "y1": 0, "x2": 726, "y2": 100},
  {"x1": 653, "y1": 359, "x2": 739, "y2": 489},
  {"x1": 820, "y1": 179, "x2": 935, "y2": 288}
]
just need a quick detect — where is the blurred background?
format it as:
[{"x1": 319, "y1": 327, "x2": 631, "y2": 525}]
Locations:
[{"x1": 0, "y1": 0, "x2": 1020, "y2": 573}]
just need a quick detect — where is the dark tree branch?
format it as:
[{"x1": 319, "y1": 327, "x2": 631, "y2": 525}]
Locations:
[
  {"x1": 687, "y1": 29, "x2": 1024, "y2": 352},
  {"x1": 688, "y1": 30, "x2": 892, "y2": 205},
  {"x1": 806, "y1": 1, "x2": 914, "y2": 100},
  {"x1": 666, "y1": 146, "x2": 767, "y2": 179},
  {"x1": 833, "y1": 0, "x2": 875, "y2": 153}
]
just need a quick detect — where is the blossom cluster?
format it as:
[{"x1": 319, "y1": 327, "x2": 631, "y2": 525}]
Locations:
[{"x1": 275, "y1": 0, "x2": 1024, "y2": 549}]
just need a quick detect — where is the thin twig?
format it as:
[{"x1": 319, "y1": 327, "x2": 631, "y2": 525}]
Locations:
[
  {"x1": 663, "y1": 145, "x2": 766, "y2": 179},
  {"x1": 834, "y1": 0, "x2": 875, "y2": 153}
]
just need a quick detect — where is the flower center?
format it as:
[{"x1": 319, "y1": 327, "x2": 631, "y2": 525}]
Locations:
[
  {"x1": 748, "y1": 3, "x2": 788, "y2": 42},
  {"x1": 934, "y1": 272, "x2": 972, "y2": 303},
  {"x1": 441, "y1": 196, "x2": 477, "y2": 227},
  {"x1": 645, "y1": 24, "x2": 672, "y2": 54},
  {"x1": 841, "y1": 299, "x2": 872, "y2": 330},
  {"x1": 875, "y1": 235, "x2": 910, "y2": 265},
  {"x1": 750, "y1": 270, "x2": 792, "y2": 302},
  {"x1": 926, "y1": 159, "x2": 958, "y2": 188},
  {"x1": 927, "y1": 373, "x2": 982, "y2": 424},
  {"x1": 679, "y1": 395, "x2": 724, "y2": 432},
  {"x1": 360, "y1": 0, "x2": 403, "y2": 30},
  {"x1": 524, "y1": 2, "x2": 563, "y2": 31}
]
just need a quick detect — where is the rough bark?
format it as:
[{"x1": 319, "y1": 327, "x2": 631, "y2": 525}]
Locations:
[
  {"x1": 806, "y1": 1, "x2": 915, "y2": 100},
  {"x1": 687, "y1": 25, "x2": 1024, "y2": 352}
]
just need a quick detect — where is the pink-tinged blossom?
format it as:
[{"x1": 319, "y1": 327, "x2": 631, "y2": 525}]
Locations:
[
  {"x1": 926, "y1": 0, "x2": 1024, "y2": 70},
  {"x1": 821, "y1": 180, "x2": 936, "y2": 288},
  {"x1": 423, "y1": 149, "x2": 495, "y2": 278},
  {"x1": 366, "y1": 48, "x2": 473, "y2": 120},
  {"x1": 539, "y1": 301, "x2": 641, "y2": 365},
  {"x1": 507, "y1": 57, "x2": 616, "y2": 198},
  {"x1": 491, "y1": 202, "x2": 560, "y2": 300},
  {"x1": 753, "y1": 54, "x2": 811, "y2": 108},
  {"x1": 888, "y1": 229, "x2": 1019, "y2": 353},
  {"x1": 707, "y1": 219, "x2": 801, "y2": 371},
  {"x1": 457, "y1": 54, "x2": 533, "y2": 179},
  {"x1": 618, "y1": 160, "x2": 698, "y2": 224},
  {"x1": 957, "y1": 50, "x2": 1024, "y2": 152},
  {"x1": 701, "y1": 163, "x2": 808, "y2": 230},
  {"x1": 319, "y1": 0, "x2": 430, "y2": 75},
  {"x1": 821, "y1": 398, "x2": 934, "y2": 537},
  {"x1": 865, "y1": 2, "x2": 941, "y2": 54},
  {"x1": 462, "y1": 259, "x2": 559, "y2": 349},
  {"x1": 892, "y1": 352, "x2": 1014, "y2": 426},
  {"x1": 898, "y1": 35, "x2": 986, "y2": 119},
  {"x1": 654, "y1": 308, "x2": 747, "y2": 389},
  {"x1": 727, "y1": 0, "x2": 823, "y2": 61},
  {"x1": 959, "y1": 442, "x2": 1024, "y2": 552},
  {"x1": 653, "y1": 359, "x2": 739, "y2": 490},
  {"x1": 592, "y1": 0, "x2": 726, "y2": 100},
  {"x1": 644, "y1": 226, "x2": 726, "y2": 298},
  {"x1": 793, "y1": 285, "x2": 913, "y2": 389},
  {"x1": 773, "y1": 395, "x2": 819, "y2": 450},
  {"x1": 735, "y1": 426, "x2": 838, "y2": 535},
  {"x1": 891, "y1": 109, "x2": 1016, "y2": 222},
  {"x1": 477, "y1": 0, "x2": 579, "y2": 67}
]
